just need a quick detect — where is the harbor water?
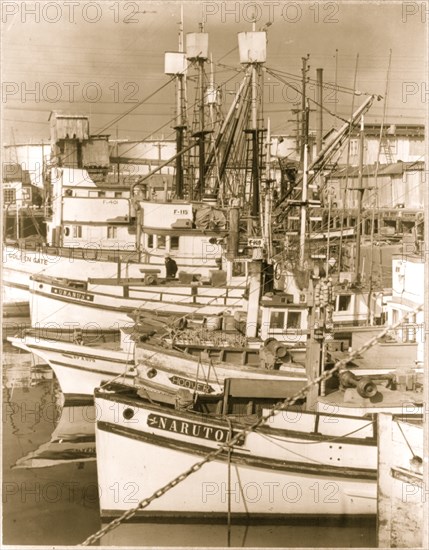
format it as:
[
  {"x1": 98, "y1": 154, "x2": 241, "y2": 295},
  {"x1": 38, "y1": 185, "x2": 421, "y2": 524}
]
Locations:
[{"x1": 2, "y1": 342, "x2": 377, "y2": 548}]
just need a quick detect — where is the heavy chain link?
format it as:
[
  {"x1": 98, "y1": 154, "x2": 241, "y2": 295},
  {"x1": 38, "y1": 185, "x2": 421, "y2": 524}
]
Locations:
[{"x1": 82, "y1": 303, "x2": 423, "y2": 546}]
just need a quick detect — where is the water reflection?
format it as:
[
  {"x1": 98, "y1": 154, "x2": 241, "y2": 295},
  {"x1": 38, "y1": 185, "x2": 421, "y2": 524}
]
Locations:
[
  {"x1": 2, "y1": 351, "x2": 100, "y2": 546},
  {"x1": 13, "y1": 400, "x2": 96, "y2": 469}
]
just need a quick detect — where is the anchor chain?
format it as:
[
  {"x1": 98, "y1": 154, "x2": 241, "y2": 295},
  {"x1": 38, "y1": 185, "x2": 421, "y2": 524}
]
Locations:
[{"x1": 81, "y1": 303, "x2": 423, "y2": 546}]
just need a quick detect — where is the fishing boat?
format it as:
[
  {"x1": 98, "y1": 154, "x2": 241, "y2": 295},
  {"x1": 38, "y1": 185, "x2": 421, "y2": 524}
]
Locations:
[
  {"x1": 8, "y1": 333, "x2": 136, "y2": 399},
  {"x1": 2, "y1": 109, "x2": 228, "y2": 305},
  {"x1": 11, "y1": 20, "x2": 424, "y2": 403},
  {"x1": 28, "y1": 270, "x2": 247, "y2": 329},
  {"x1": 8, "y1": 326, "x2": 307, "y2": 400},
  {"x1": 94, "y1": 361, "x2": 423, "y2": 520},
  {"x1": 3, "y1": 190, "x2": 228, "y2": 305},
  {"x1": 10, "y1": 259, "x2": 312, "y2": 399},
  {"x1": 90, "y1": 21, "x2": 426, "y2": 522},
  {"x1": 11, "y1": 243, "x2": 423, "y2": 400},
  {"x1": 15, "y1": 18, "x2": 398, "y2": 339}
]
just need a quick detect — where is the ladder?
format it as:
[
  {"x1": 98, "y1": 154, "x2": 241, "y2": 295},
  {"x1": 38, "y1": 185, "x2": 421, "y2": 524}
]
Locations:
[{"x1": 380, "y1": 137, "x2": 394, "y2": 164}]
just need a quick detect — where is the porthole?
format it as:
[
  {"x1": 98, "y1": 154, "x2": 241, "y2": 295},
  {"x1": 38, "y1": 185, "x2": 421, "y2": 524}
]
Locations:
[{"x1": 123, "y1": 408, "x2": 134, "y2": 420}]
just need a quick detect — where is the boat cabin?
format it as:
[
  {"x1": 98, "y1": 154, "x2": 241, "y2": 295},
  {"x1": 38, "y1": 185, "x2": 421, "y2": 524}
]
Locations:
[
  {"x1": 259, "y1": 295, "x2": 308, "y2": 344},
  {"x1": 138, "y1": 200, "x2": 227, "y2": 278},
  {"x1": 332, "y1": 289, "x2": 384, "y2": 326},
  {"x1": 47, "y1": 167, "x2": 135, "y2": 250}
]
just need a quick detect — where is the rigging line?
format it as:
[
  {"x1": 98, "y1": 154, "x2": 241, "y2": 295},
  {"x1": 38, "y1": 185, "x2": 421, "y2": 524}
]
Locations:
[
  {"x1": 103, "y1": 38, "x2": 231, "y2": 144},
  {"x1": 257, "y1": 432, "x2": 336, "y2": 465},
  {"x1": 396, "y1": 420, "x2": 421, "y2": 460},
  {"x1": 365, "y1": 179, "x2": 424, "y2": 206},
  {"x1": 234, "y1": 465, "x2": 251, "y2": 519},
  {"x1": 209, "y1": 358, "x2": 222, "y2": 391},
  {"x1": 405, "y1": 155, "x2": 425, "y2": 170},
  {"x1": 267, "y1": 66, "x2": 368, "y2": 95},
  {"x1": 265, "y1": 68, "x2": 350, "y2": 124},
  {"x1": 194, "y1": 356, "x2": 202, "y2": 402},
  {"x1": 98, "y1": 360, "x2": 136, "y2": 390},
  {"x1": 95, "y1": 75, "x2": 176, "y2": 135},
  {"x1": 81, "y1": 303, "x2": 423, "y2": 546},
  {"x1": 116, "y1": 67, "x2": 246, "y2": 160},
  {"x1": 260, "y1": 420, "x2": 374, "y2": 446},
  {"x1": 217, "y1": 45, "x2": 239, "y2": 63}
]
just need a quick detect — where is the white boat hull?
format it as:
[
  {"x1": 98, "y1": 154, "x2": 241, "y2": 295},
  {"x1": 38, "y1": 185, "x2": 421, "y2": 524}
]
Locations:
[
  {"x1": 2, "y1": 245, "x2": 225, "y2": 304},
  {"x1": 95, "y1": 390, "x2": 377, "y2": 518},
  {"x1": 8, "y1": 336, "x2": 135, "y2": 398},
  {"x1": 136, "y1": 344, "x2": 306, "y2": 396},
  {"x1": 2, "y1": 247, "x2": 147, "y2": 301},
  {"x1": 29, "y1": 277, "x2": 246, "y2": 329},
  {"x1": 8, "y1": 334, "x2": 306, "y2": 399}
]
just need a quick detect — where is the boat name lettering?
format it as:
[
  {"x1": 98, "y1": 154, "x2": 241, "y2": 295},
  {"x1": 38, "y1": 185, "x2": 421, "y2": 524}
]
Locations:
[
  {"x1": 147, "y1": 414, "x2": 243, "y2": 445},
  {"x1": 102, "y1": 199, "x2": 118, "y2": 204},
  {"x1": 62, "y1": 353, "x2": 96, "y2": 362},
  {"x1": 173, "y1": 209, "x2": 189, "y2": 215},
  {"x1": 10, "y1": 252, "x2": 48, "y2": 265},
  {"x1": 51, "y1": 287, "x2": 95, "y2": 302},
  {"x1": 169, "y1": 375, "x2": 215, "y2": 394},
  {"x1": 248, "y1": 237, "x2": 264, "y2": 248}
]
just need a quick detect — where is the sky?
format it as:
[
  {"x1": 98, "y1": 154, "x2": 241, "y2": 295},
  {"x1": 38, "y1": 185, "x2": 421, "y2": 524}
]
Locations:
[{"x1": 1, "y1": 0, "x2": 427, "y2": 146}]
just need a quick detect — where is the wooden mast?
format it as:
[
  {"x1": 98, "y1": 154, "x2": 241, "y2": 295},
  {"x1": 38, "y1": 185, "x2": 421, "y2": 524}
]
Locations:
[
  {"x1": 174, "y1": 6, "x2": 185, "y2": 199},
  {"x1": 354, "y1": 115, "x2": 365, "y2": 285}
]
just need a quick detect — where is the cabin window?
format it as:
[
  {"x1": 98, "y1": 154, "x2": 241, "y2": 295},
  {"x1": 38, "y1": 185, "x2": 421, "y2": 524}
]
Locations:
[
  {"x1": 170, "y1": 236, "x2": 180, "y2": 250},
  {"x1": 98, "y1": 191, "x2": 106, "y2": 198},
  {"x1": 3, "y1": 188, "x2": 16, "y2": 204},
  {"x1": 147, "y1": 234, "x2": 154, "y2": 248},
  {"x1": 64, "y1": 226, "x2": 70, "y2": 237},
  {"x1": 338, "y1": 295, "x2": 351, "y2": 311},
  {"x1": 286, "y1": 311, "x2": 301, "y2": 329},
  {"x1": 73, "y1": 225, "x2": 82, "y2": 238},
  {"x1": 270, "y1": 311, "x2": 285, "y2": 330},
  {"x1": 114, "y1": 192, "x2": 122, "y2": 198},
  {"x1": 107, "y1": 226, "x2": 117, "y2": 239},
  {"x1": 157, "y1": 235, "x2": 166, "y2": 249}
]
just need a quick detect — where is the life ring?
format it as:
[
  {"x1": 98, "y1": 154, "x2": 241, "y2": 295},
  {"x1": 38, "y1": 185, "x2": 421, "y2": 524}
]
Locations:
[{"x1": 274, "y1": 262, "x2": 282, "y2": 280}]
